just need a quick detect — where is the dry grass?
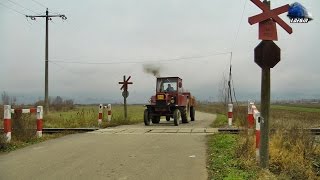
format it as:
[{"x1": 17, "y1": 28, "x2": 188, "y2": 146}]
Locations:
[{"x1": 200, "y1": 103, "x2": 320, "y2": 179}]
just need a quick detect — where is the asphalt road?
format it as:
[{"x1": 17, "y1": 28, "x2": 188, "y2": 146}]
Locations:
[{"x1": 0, "y1": 111, "x2": 216, "y2": 180}]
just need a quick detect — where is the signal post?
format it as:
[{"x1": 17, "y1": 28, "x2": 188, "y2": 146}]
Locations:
[
  {"x1": 248, "y1": 0, "x2": 292, "y2": 168},
  {"x1": 119, "y1": 75, "x2": 133, "y2": 121}
]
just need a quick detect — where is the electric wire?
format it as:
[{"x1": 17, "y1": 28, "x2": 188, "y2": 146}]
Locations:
[
  {"x1": 0, "y1": 1, "x2": 26, "y2": 15},
  {"x1": 6, "y1": 0, "x2": 40, "y2": 14},
  {"x1": 50, "y1": 51, "x2": 231, "y2": 65},
  {"x1": 227, "y1": 0, "x2": 247, "y2": 107},
  {"x1": 30, "y1": 0, "x2": 46, "y2": 8}
]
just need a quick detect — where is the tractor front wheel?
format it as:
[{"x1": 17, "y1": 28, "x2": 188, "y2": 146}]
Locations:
[
  {"x1": 181, "y1": 106, "x2": 189, "y2": 123},
  {"x1": 166, "y1": 116, "x2": 170, "y2": 121},
  {"x1": 144, "y1": 109, "x2": 151, "y2": 126},
  {"x1": 190, "y1": 106, "x2": 195, "y2": 121},
  {"x1": 173, "y1": 109, "x2": 180, "y2": 126}
]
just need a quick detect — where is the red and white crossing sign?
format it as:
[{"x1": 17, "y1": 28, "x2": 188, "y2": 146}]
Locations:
[
  {"x1": 119, "y1": 75, "x2": 133, "y2": 91},
  {"x1": 248, "y1": 0, "x2": 292, "y2": 38}
]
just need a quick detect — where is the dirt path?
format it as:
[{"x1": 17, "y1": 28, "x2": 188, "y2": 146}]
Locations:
[{"x1": 0, "y1": 111, "x2": 216, "y2": 180}]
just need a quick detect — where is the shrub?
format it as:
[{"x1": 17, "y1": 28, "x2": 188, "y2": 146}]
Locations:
[{"x1": 11, "y1": 112, "x2": 35, "y2": 141}]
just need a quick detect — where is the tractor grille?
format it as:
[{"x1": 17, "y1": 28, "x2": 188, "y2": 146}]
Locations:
[{"x1": 156, "y1": 100, "x2": 167, "y2": 106}]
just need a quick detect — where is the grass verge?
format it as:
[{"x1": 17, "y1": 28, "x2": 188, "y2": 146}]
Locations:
[
  {"x1": 207, "y1": 134, "x2": 258, "y2": 180},
  {"x1": 211, "y1": 114, "x2": 228, "y2": 128}
]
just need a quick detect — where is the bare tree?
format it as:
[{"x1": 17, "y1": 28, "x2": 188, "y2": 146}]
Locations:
[
  {"x1": 1, "y1": 91, "x2": 10, "y2": 105},
  {"x1": 1, "y1": 91, "x2": 17, "y2": 106}
]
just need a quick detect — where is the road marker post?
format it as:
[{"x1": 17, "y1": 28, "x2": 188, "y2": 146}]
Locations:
[
  {"x1": 3, "y1": 105, "x2": 12, "y2": 142},
  {"x1": 255, "y1": 112, "x2": 261, "y2": 161},
  {"x1": 248, "y1": 101, "x2": 255, "y2": 128},
  {"x1": 227, "y1": 104, "x2": 233, "y2": 127},
  {"x1": 98, "y1": 104, "x2": 103, "y2": 127},
  {"x1": 107, "y1": 104, "x2": 112, "y2": 122},
  {"x1": 36, "y1": 106, "x2": 43, "y2": 138}
]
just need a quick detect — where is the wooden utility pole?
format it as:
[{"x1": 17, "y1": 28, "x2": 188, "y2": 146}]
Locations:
[{"x1": 26, "y1": 9, "x2": 67, "y2": 114}]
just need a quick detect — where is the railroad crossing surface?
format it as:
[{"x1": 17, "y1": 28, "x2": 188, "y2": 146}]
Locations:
[{"x1": 0, "y1": 111, "x2": 216, "y2": 180}]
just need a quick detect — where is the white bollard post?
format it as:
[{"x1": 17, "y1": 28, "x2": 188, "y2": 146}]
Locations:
[
  {"x1": 107, "y1": 104, "x2": 112, "y2": 122},
  {"x1": 3, "y1": 105, "x2": 12, "y2": 142},
  {"x1": 36, "y1": 106, "x2": 43, "y2": 138},
  {"x1": 98, "y1": 104, "x2": 103, "y2": 127},
  {"x1": 227, "y1": 104, "x2": 233, "y2": 127},
  {"x1": 248, "y1": 102, "x2": 254, "y2": 128},
  {"x1": 255, "y1": 112, "x2": 261, "y2": 162}
]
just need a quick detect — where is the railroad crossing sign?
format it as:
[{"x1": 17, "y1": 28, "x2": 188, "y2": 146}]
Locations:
[
  {"x1": 119, "y1": 75, "x2": 133, "y2": 121},
  {"x1": 119, "y1": 75, "x2": 133, "y2": 93},
  {"x1": 254, "y1": 40, "x2": 280, "y2": 68},
  {"x1": 122, "y1": 91, "x2": 129, "y2": 98},
  {"x1": 248, "y1": 0, "x2": 292, "y2": 40},
  {"x1": 248, "y1": 0, "x2": 294, "y2": 169}
]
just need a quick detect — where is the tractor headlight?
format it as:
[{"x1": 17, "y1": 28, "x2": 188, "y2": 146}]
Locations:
[{"x1": 170, "y1": 97, "x2": 175, "y2": 103}]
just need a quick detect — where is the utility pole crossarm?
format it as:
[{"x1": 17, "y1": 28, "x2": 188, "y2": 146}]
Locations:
[{"x1": 26, "y1": 14, "x2": 66, "y2": 18}]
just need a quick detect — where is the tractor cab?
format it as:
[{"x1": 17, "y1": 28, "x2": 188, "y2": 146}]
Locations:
[
  {"x1": 156, "y1": 77, "x2": 181, "y2": 93},
  {"x1": 151, "y1": 77, "x2": 182, "y2": 106}
]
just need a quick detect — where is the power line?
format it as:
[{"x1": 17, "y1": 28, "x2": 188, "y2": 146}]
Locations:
[
  {"x1": 6, "y1": 0, "x2": 39, "y2": 14},
  {"x1": 0, "y1": 2, "x2": 26, "y2": 15},
  {"x1": 49, "y1": 51, "x2": 231, "y2": 65},
  {"x1": 226, "y1": 0, "x2": 247, "y2": 108},
  {"x1": 29, "y1": 0, "x2": 60, "y2": 16},
  {"x1": 232, "y1": 0, "x2": 248, "y2": 51},
  {"x1": 30, "y1": 0, "x2": 46, "y2": 8}
]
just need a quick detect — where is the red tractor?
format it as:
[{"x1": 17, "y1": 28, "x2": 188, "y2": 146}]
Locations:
[{"x1": 144, "y1": 77, "x2": 196, "y2": 126}]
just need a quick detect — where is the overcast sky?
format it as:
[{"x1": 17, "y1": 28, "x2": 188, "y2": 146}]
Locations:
[{"x1": 0, "y1": 0, "x2": 319, "y2": 104}]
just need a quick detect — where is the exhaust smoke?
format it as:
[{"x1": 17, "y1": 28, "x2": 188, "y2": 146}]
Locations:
[{"x1": 143, "y1": 64, "x2": 161, "y2": 77}]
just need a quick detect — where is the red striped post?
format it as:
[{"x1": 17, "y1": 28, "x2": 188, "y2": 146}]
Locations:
[
  {"x1": 227, "y1": 104, "x2": 233, "y2": 127},
  {"x1": 247, "y1": 102, "x2": 254, "y2": 128},
  {"x1": 3, "y1": 105, "x2": 12, "y2": 142},
  {"x1": 36, "y1": 106, "x2": 43, "y2": 138},
  {"x1": 98, "y1": 104, "x2": 103, "y2": 127},
  {"x1": 107, "y1": 104, "x2": 112, "y2": 122},
  {"x1": 255, "y1": 112, "x2": 261, "y2": 161}
]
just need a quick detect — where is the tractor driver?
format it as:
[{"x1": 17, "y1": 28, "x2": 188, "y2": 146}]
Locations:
[{"x1": 166, "y1": 84, "x2": 175, "y2": 92}]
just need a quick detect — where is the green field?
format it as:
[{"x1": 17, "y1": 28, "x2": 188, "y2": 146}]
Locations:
[
  {"x1": 271, "y1": 104, "x2": 320, "y2": 113},
  {"x1": 197, "y1": 103, "x2": 320, "y2": 128},
  {"x1": 44, "y1": 104, "x2": 145, "y2": 128}
]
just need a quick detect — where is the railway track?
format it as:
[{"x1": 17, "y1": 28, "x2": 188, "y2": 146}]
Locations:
[
  {"x1": 0, "y1": 128, "x2": 99, "y2": 134},
  {"x1": 1, "y1": 127, "x2": 320, "y2": 135},
  {"x1": 218, "y1": 127, "x2": 320, "y2": 135}
]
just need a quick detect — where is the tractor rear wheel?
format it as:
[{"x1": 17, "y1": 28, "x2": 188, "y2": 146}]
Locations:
[
  {"x1": 144, "y1": 109, "x2": 151, "y2": 126},
  {"x1": 173, "y1": 109, "x2": 180, "y2": 126},
  {"x1": 166, "y1": 116, "x2": 170, "y2": 121},
  {"x1": 181, "y1": 106, "x2": 189, "y2": 123},
  {"x1": 190, "y1": 106, "x2": 195, "y2": 121},
  {"x1": 152, "y1": 116, "x2": 160, "y2": 124}
]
